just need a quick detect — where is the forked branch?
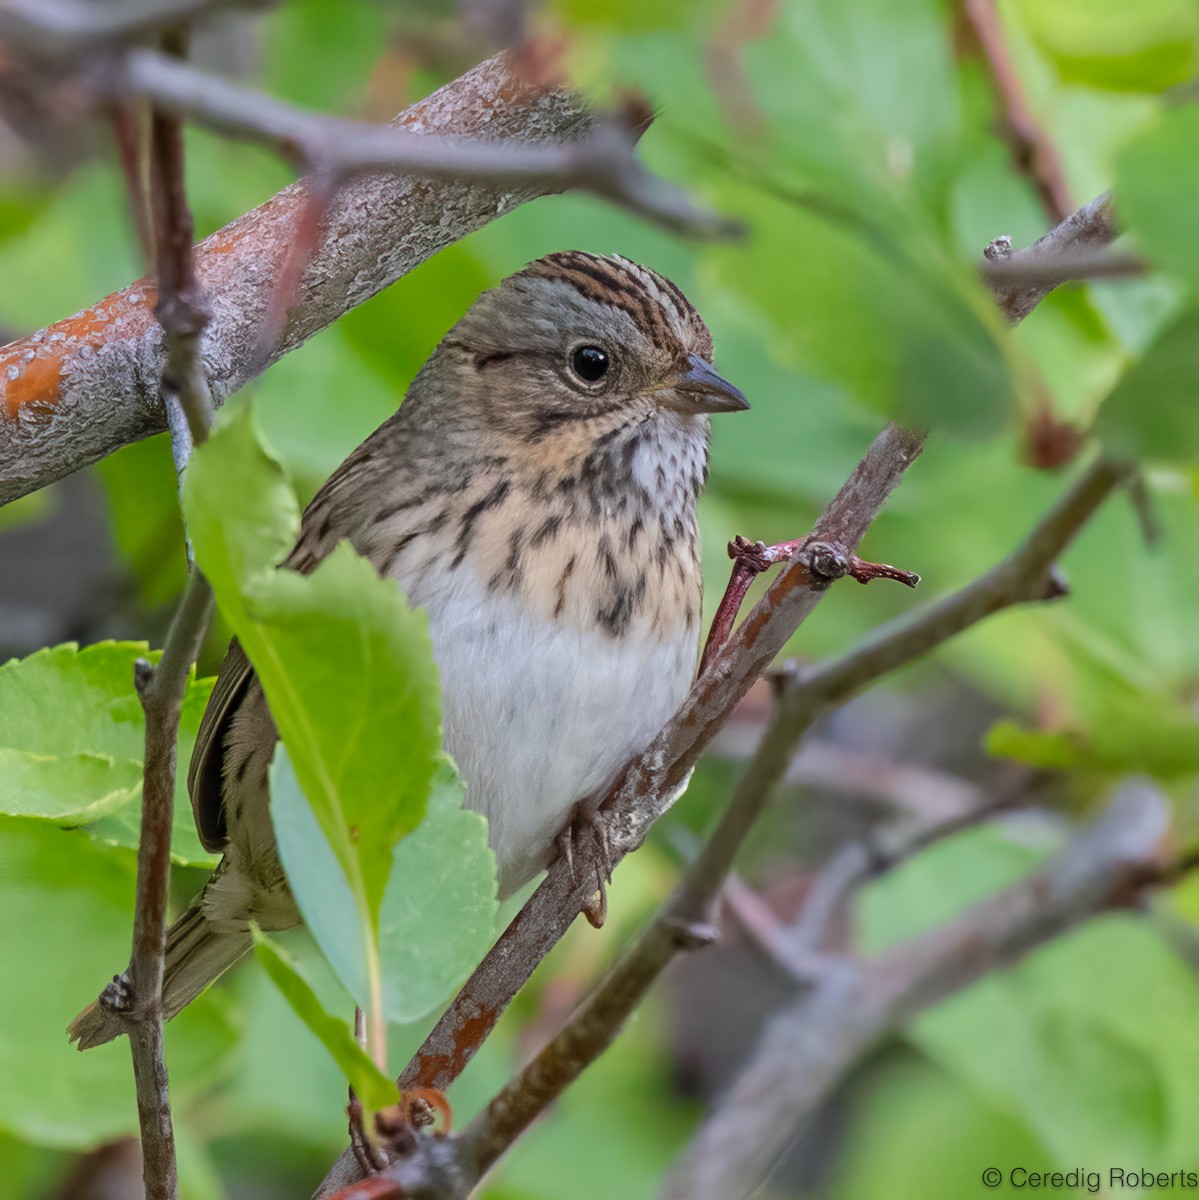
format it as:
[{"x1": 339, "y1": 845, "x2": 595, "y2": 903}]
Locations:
[{"x1": 663, "y1": 783, "x2": 1172, "y2": 1199}]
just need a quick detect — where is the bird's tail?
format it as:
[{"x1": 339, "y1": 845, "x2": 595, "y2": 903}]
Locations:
[{"x1": 68, "y1": 899, "x2": 252, "y2": 1051}]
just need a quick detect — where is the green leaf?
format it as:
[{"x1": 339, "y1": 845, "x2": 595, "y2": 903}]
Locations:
[
  {"x1": 245, "y1": 545, "x2": 439, "y2": 906},
  {"x1": 251, "y1": 927, "x2": 397, "y2": 1113},
  {"x1": 1118, "y1": 107, "x2": 1199, "y2": 289},
  {"x1": 1097, "y1": 305, "x2": 1199, "y2": 464},
  {"x1": 0, "y1": 818, "x2": 236, "y2": 1148},
  {"x1": 270, "y1": 745, "x2": 365, "y2": 1006},
  {"x1": 988, "y1": 694, "x2": 1199, "y2": 780},
  {"x1": 264, "y1": 0, "x2": 387, "y2": 113},
  {"x1": 0, "y1": 643, "x2": 219, "y2": 864},
  {"x1": 184, "y1": 403, "x2": 441, "y2": 916},
  {"x1": 862, "y1": 828, "x2": 1199, "y2": 1164},
  {"x1": 827, "y1": 1057, "x2": 1049, "y2": 1200},
  {"x1": 184, "y1": 403, "x2": 444, "y2": 1053},
  {"x1": 0, "y1": 750, "x2": 141, "y2": 823},
  {"x1": 550, "y1": 0, "x2": 722, "y2": 32},
  {"x1": 0, "y1": 642, "x2": 146, "y2": 761},
  {"x1": 181, "y1": 404, "x2": 299, "y2": 632},
  {"x1": 985, "y1": 719, "x2": 1084, "y2": 770},
  {"x1": 378, "y1": 762, "x2": 497, "y2": 1023},
  {"x1": 272, "y1": 750, "x2": 497, "y2": 1025},
  {"x1": 1013, "y1": 0, "x2": 1198, "y2": 92}
]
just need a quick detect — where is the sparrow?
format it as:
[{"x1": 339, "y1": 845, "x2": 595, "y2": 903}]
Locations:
[{"x1": 70, "y1": 251, "x2": 747, "y2": 1049}]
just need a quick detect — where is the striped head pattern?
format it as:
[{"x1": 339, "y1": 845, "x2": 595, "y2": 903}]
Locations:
[{"x1": 424, "y1": 251, "x2": 748, "y2": 439}]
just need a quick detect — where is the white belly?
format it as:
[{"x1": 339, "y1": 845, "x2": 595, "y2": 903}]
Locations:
[{"x1": 411, "y1": 566, "x2": 696, "y2": 896}]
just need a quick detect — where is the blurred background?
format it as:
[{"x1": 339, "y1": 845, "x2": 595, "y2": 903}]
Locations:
[{"x1": 3, "y1": 0, "x2": 1199, "y2": 1197}]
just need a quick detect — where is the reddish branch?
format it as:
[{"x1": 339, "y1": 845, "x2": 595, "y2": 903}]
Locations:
[
  {"x1": 961, "y1": 0, "x2": 1074, "y2": 224},
  {"x1": 705, "y1": 0, "x2": 780, "y2": 135},
  {"x1": 107, "y1": 100, "x2": 152, "y2": 266},
  {"x1": 700, "y1": 534, "x2": 919, "y2": 674}
]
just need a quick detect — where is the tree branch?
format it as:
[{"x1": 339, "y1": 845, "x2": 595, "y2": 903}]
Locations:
[
  {"x1": 0, "y1": 0, "x2": 268, "y2": 49},
  {"x1": 127, "y1": 574, "x2": 211, "y2": 1200},
  {"x1": 662, "y1": 783, "x2": 1172, "y2": 1199},
  {"x1": 980, "y1": 245, "x2": 1143, "y2": 290},
  {"x1": 982, "y1": 192, "x2": 1119, "y2": 322},
  {"x1": 962, "y1": 0, "x2": 1074, "y2": 224},
  {"x1": 120, "y1": 29, "x2": 216, "y2": 1200},
  {"x1": 0, "y1": 50, "x2": 694, "y2": 505},
  {"x1": 456, "y1": 453, "x2": 1126, "y2": 1178},
  {"x1": 111, "y1": 47, "x2": 734, "y2": 236}
]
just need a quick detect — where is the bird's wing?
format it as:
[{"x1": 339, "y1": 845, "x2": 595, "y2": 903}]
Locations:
[
  {"x1": 188, "y1": 637, "x2": 255, "y2": 851},
  {"x1": 186, "y1": 422, "x2": 401, "y2": 851}
]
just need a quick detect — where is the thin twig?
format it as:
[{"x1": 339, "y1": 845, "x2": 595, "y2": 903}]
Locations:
[
  {"x1": 783, "y1": 774, "x2": 1037, "y2": 961},
  {"x1": 0, "y1": 0, "x2": 269, "y2": 50},
  {"x1": 127, "y1": 573, "x2": 212, "y2": 1200},
  {"x1": 720, "y1": 875, "x2": 838, "y2": 986},
  {"x1": 962, "y1": 0, "x2": 1074, "y2": 224},
  {"x1": 700, "y1": 534, "x2": 919, "y2": 674},
  {"x1": 148, "y1": 30, "x2": 212, "y2": 444},
  {"x1": 107, "y1": 99, "x2": 152, "y2": 267},
  {"x1": 704, "y1": 0, "x2": 779, "y2": 136},
  {"x1": 251, "y1": 171, "x2": 335, "y2": 372},
  {"x1": 108, "y1": 47, "x2": 735, "y2": 236},
  {"x1": 982, "y1": 193, "x2": 1119, "y2": 323},
  {"x1": 979, "y1": 246, "x2": 1144, "y2": 290},
  {"x1": 773, "y1": 459, "x2": 1125, "y2": 729},
  {"x1": 124, "y1": 28, "x2": 216, "y2": 1200},
  {"x1": 662, "y1": 784, "x2": 1172, "y2": 1199}
]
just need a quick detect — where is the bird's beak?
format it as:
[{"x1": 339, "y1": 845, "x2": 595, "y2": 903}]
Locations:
[{"x1": 659, "y1": 354, "x2": 750, "y2": 415}]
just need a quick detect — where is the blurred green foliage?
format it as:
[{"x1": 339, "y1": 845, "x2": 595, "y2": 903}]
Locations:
[{"x1": 2, "y1": 0, "x2": 1199, "y2": 1196}]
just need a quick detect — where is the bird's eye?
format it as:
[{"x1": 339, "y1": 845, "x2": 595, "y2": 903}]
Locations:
[{"x1": 570, "y1": 345, "x2": 610, "y2": 383}]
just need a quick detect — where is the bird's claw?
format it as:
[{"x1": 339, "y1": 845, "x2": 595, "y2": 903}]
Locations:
[{"x1": 556, "y1": 801, "x2": 614, "y2": 929}]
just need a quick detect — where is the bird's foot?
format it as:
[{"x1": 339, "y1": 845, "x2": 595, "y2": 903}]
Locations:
[{"x1": 555, "y1": 799, "x2": 614, "y2": 930}]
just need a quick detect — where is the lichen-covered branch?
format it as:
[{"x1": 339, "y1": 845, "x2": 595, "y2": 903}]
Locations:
[
  {"x1": 0, "y1": 51, "x2": 680, "y2": 504},
  {"x1": 0, "y1": 0, "x2": 266, "y2": 49}
]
